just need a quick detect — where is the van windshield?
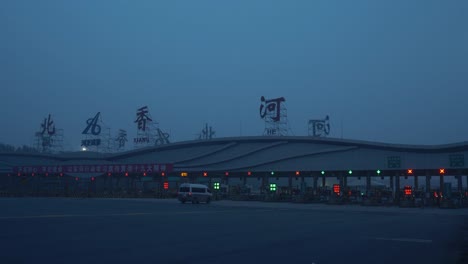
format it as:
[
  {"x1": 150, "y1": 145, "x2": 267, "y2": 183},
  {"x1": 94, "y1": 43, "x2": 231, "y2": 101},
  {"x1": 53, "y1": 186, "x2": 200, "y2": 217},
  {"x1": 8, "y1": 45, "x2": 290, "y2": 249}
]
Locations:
[{"x1": 192, "y1": 187, "x2": 205, "y2": 193}]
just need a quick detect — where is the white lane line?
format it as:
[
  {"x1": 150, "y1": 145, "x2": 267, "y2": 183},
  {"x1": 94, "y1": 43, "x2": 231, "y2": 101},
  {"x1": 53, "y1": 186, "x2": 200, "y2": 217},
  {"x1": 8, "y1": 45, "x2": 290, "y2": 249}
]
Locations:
[
  {"x1": 0, "y1": 214, "x2": 82, "y2": 219},
  {"x1": 0, "y1": 213, "x2": 153, "y2": 219},
  {"x1": 373, "y1": 237, "x2": 433, "y2": 243},
  {"x1": 0, "y1": 209, "x2": 264, "y2": 219}
]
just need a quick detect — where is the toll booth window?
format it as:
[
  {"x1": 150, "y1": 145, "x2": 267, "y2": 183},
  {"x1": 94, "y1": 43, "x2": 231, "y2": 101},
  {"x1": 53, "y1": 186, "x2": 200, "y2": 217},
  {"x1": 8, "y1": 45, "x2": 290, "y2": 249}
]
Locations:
[{"x1": 179, "y1": 187, "x2": 190, "y2": 192}]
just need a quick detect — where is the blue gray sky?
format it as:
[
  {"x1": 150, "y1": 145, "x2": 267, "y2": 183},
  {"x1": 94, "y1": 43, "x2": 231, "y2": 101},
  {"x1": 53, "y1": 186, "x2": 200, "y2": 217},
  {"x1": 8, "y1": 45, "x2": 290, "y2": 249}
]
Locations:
[{"x1": 1, "y1": 0, "x2": 467, "y2": 150}]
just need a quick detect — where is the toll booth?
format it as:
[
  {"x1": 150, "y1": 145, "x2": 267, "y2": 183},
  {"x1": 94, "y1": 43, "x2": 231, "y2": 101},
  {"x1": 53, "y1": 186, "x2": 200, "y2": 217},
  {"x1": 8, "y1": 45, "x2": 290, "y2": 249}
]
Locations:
[
  {"x1": 317, "y1": 188, "x2": 331, "y2": 203},
  {"x1": 345, "y1": 188, "x2": 363, "y2": 204},
  {"x1": 362, "y1": 187, "x2": 393, "y2": 206},
  {"x1": 399, "y1": 186, "x2": 419, "y2": 208},
  {"x1": 328, "y1": 184, "x2": 345, "y2": 204}
]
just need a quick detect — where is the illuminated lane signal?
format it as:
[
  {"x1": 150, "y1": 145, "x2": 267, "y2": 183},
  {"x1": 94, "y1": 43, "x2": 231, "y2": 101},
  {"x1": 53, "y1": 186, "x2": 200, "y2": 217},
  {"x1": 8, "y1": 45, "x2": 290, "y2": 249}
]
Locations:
[
  {"x1": 348, "y1": 170, "x2": 353, "y2": 175},
  {"x1": 143, "y1": 172, "x2": 147, "y2": 177},
  {"x1": 439, "y1": 168, "x2": 445, "y2": 175},
  {"x1": 203, "y1": 172, "x2": 208, "y2": 177},
  {"x1": 376, "y1": 170, "x2": 381, "y2": 175},
  {"x1": 333, "y1": 184, "x2": 340, "y2": 194},
  {"x1": 91, "y1": 177, "x2": 95, "y2": 181},
  {"x1": 404, "y1": 186, "x2": 412, "y2": 196},
  {"x1": 125, "y1": 172, "x2": 129, "y2": 177},
  {"x1": 163, "y1": 182, "x2": 169, "y2": 190},
  {"x1": 295, "y1": 171, "x2": 300, "y2": 176},
  {"x1": 181, "y1": 172, "x2": 188, "y2": 177},
  {"x1": 321, "y1": 171, "x2": 325, "y2": 175},
  {"x1": 247, "y1": 171, "x2": 252, "y2": 176},
  {"x1": 271, "y1": 171, "x2": 275, "y2": 176},
  {"x1": 269, "y1": 183, "x2": 277, "y2": 192},
  {"x1": 225, "y1": 172, "x2": 229, "y2": 176},
  {"x1": 214, "y1": 182, "x2": 220, "y2": 190},
  {"x1": 161, "y1": 172, "x2": 165, "y2": 177},
  {"x1": 407, "y1": 169, "x2": 413, "y2": 175}
]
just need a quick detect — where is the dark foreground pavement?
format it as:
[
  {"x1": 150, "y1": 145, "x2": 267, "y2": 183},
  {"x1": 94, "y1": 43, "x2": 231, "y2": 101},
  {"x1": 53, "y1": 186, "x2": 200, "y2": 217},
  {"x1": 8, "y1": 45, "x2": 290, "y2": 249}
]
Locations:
[{"x1": 0, "y1": 198, "x2": 467, "y2": 264}]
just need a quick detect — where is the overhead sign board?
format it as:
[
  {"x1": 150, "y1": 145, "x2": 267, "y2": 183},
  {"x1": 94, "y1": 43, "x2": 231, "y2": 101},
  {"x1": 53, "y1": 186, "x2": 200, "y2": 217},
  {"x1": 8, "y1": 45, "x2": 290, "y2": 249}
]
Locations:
[
  {"x1": 449, "y1": 154, "x2": 464, "y2": 167},
  {"x1": 387, "y1": 156, "x2": 401, "y2": 169}
]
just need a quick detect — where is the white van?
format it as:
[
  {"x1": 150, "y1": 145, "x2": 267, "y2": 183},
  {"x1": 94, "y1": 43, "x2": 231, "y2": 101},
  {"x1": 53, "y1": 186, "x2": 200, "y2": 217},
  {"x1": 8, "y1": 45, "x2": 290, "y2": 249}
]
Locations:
[{"x1": 178, "y1": 183, "x2": 212, "y2": 204}]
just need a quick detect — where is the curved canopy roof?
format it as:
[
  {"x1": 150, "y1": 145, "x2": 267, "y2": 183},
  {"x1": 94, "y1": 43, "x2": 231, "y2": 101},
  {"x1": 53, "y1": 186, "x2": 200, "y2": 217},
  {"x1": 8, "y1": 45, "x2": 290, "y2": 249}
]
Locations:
[{"x1": 1, "y1": 136, "x2": 467, "y2": 174}]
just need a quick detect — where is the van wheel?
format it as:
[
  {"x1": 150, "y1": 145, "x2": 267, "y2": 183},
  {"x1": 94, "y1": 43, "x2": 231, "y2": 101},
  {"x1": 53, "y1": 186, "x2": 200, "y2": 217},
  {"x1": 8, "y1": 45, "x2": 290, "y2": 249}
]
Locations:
[{"x1": 206, "y1": 197, "x2": 211, "y2": 204}]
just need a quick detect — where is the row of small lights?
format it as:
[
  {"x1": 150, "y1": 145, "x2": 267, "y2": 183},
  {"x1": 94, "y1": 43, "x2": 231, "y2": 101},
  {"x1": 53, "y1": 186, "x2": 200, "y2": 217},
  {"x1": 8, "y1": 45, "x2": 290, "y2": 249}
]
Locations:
[
  {"x1": 11, "y1": 168, "x2": 448, "y2": 181},
  {"x1": 12, "y1": 168, "x2": 447, "y2": 177},
  {"x1": 191, "y1": 168, "x2": 447, "y2": 177}
]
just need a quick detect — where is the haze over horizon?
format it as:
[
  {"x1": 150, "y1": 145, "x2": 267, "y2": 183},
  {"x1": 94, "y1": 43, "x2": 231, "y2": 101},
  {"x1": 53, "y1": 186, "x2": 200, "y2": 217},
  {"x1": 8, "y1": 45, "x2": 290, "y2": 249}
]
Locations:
[{"x1": 1, "y1": 0, "x2": 467, "y2": 150}]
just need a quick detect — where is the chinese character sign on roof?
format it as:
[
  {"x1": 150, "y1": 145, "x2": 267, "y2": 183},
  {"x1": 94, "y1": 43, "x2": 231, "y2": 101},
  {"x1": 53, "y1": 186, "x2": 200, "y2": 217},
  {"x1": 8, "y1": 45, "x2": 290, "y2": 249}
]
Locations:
[
  {"x1": 308, "y1": 115, "x2": 330, "y2": 137},
  {"x1": 133, "y1": 106, "x2": 171, "y2": 148},
  {"x1": 135, "y1": 106, "x2": 152, "y2": 131},
  {"x1": 40, "y1": 114, "x2": 56, "y2": 136},
  {"x1": 259, "y1": 96, "x2": 289, "y2": 136},
  {"x1": 115, "y1": 129, "x2": 128, "y2": 149},
  {"x1": 35, "y1": 114, "x2": 64, "y2": 153},
  {"x1": 259, "y1": 96, "x2": 286, "y2": 122}
]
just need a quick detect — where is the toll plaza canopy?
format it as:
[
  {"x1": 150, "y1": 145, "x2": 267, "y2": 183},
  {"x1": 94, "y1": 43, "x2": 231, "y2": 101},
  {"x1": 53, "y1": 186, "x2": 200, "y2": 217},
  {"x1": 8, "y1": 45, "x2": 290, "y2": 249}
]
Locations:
[{"x1": 0, "y1": 136, "x2": 468, "y2": 176}]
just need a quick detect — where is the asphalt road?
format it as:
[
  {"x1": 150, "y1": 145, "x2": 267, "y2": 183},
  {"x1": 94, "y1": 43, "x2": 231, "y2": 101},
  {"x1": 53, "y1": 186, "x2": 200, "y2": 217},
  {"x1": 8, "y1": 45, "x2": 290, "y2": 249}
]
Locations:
[{"x1": 0, "y1": 198, "x2": 467, "y2": 264}]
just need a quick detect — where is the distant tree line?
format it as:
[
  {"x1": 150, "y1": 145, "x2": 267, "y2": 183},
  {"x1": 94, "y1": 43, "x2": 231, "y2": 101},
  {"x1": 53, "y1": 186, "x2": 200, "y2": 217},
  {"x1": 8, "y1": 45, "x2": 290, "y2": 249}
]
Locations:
[{"x1": 0, "y1": 143, "x2": 39, "y2": 153}]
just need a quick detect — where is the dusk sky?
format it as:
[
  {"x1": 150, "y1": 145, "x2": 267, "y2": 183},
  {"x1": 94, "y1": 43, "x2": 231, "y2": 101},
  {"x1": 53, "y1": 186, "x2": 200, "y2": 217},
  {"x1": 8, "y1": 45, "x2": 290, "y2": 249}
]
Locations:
[{"x1": 1, "y1": 0, "x2": 467, "y2": 150}]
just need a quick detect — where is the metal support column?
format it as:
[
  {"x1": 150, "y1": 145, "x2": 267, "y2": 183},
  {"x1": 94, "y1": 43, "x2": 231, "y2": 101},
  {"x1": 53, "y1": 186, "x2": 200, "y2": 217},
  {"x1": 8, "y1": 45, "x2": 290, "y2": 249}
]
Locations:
[
  {"x1": 261, "y1": 175, "x2": 266, "y2": 193},
  {"x1": 390, "y1": 175, "x2": 394, "y2": 192},
  {"x1": 425, "y1": 174, "x2": 431, "y2": 194},
  {"x1": 395, "y1": 174, "x2": 400, "y2": 204},
  {"x1": 300, "y1": 176, "x2": 305, "y2": 193},
  {"x1": 322, "y1": 176, "x2": 326, "y2": 188},
  {"x1": 116, "y1": 176, "x2": 120, "y2": 191},
  {"x1": 313, "y1": 175, "x2": 318, "y2": 191},
  {"x1": 440, "y1": 174, "x2": 444, "y2": 195},
  {"x1": 366, "y1": 174, "x2": 371, "y2": 193},
  {"x1": 414, "y1": 175, "x2": 419, "y2": 190},
  {"x1": 126, "y1": 176, "x2": 130, "y2": 194},
  {"x1": 225, "y1": 174, "x2": 230, "y2": 186},
  {"x1": 159, "y1": 174, "x2": 164, "y2": 196},
  {"x1": 457, "y1": 175, "x2": 462, "y2": 193}
]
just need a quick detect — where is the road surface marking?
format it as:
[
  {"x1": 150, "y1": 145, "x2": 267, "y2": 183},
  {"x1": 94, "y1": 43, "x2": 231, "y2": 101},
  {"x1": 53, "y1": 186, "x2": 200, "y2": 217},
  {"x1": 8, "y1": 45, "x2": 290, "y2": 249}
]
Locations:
[
  {"x1": 0, "y1": 208, "x2": 270, "y2": 219},
  {"x1": 373, "y1": 237, "x2": 432, "y2": 243},
  {"x1": 0, "y1": 213, "x2": 153, "y2": 219}
]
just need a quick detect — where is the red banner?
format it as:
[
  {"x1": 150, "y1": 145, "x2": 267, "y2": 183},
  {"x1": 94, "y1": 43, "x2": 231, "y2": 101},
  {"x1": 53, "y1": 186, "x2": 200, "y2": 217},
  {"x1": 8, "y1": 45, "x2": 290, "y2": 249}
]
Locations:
[{"x1": 13, "y1": 163, "x2": 173, "y2": 174}]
